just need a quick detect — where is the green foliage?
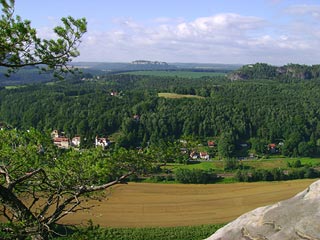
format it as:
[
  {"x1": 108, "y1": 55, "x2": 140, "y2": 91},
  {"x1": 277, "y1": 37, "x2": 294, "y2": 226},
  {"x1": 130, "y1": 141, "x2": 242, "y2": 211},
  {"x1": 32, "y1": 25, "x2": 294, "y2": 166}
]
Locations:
[
  {"x1": 230, "y1": 62, "x2": 320, "y2": 81},
  {"x1": 175, "y1": 168, "x2": 218, "y2": 184},
  {"x1": 218, "y1": 133, "x2": 235, "y2": 158},
  {"x1": 0, "y1": 0, "x2": 87, "y2": 76},
  {"x1": 55, "y1": 223, "x2": 225, "y2": 240},
  {"x1": 2, "y1": 76, "x2": 320, "y2": 157},
  {"x1": 0, "y1": 128, "x2": 153, "y2": 239},
  {"x1": 235, "y1": 167, "x2": 320, "y2": 182},
  {"x1": 223, "y1": 158, "x2": 239, "y2": 171},
  {"x1": 287, "y1": 159, "x2": 302, "y2": 168}
]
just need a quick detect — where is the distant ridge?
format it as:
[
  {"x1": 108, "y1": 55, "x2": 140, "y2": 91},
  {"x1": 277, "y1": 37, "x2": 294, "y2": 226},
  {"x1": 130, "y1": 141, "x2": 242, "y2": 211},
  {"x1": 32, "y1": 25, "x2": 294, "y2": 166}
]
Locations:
[
  {"x1": 131, "y1": 60, "x2": 168, "y2": 65},
  {"x1": 70, "y1": 62, "x2": 241, "y2": 72}
]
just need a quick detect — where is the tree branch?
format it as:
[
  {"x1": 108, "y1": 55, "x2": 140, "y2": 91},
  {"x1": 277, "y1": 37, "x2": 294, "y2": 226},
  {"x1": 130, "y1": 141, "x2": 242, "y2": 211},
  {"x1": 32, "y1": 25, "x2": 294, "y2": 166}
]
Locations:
[
  {"x1": 0, "y1": 165, "x2": 11, "y2": 185},
  {"x1": 44, "y1": 172, "x2": 133, "y2": 225},
  {"x1": 8, "y1": 168, "x2": 45, "y2": 190},
  {"x1": 83, "y1": 172, "x2": 132, "y2": 193}
]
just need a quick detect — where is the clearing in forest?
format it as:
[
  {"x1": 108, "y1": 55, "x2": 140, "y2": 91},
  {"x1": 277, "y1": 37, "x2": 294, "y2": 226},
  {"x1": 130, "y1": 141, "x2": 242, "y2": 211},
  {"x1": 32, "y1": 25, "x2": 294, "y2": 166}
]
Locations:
[{"x1": 158, "y1": 92, "x2": 205, "y2": 99}]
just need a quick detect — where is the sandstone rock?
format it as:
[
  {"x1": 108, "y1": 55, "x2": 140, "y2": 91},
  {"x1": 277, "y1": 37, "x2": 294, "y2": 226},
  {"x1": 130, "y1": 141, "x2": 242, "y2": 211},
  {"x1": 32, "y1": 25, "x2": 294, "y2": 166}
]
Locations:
[{"x1": 205, "y1": 180, "x2": 320, "y2": 240}]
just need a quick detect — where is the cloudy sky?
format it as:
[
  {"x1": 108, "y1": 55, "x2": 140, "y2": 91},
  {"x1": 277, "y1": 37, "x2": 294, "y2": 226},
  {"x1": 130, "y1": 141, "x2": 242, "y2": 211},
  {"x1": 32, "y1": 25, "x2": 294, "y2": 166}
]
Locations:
[{"x1": 13, "y1": 0, "x2": 320, "y2": 65}]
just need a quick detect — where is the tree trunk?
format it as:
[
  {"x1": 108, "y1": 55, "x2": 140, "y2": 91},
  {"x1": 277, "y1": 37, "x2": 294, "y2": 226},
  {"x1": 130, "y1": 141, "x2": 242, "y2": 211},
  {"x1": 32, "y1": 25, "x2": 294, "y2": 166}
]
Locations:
[
  {"x1": 0, "y1": 185, "x2": 47, "y2": 239},
  {"x1": 0, "y1": 185, "x2": 37, "y2": 222}
]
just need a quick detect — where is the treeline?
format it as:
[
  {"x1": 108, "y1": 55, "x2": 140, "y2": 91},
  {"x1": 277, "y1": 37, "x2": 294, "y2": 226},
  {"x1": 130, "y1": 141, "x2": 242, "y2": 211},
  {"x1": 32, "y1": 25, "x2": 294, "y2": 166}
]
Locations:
[
  {"x1": 235, "y1": 167, "x2": 320, "y2": 182},
  {"x1": 1, "y1": 73, "x2": 320, "y2": 157}
]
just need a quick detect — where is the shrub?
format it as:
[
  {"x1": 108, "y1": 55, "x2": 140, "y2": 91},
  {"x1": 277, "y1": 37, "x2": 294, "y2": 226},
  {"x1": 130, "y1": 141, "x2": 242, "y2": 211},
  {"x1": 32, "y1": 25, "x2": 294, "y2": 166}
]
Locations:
[{"x1": 175, "y1": 169, "x2": 218, "y2": 184}]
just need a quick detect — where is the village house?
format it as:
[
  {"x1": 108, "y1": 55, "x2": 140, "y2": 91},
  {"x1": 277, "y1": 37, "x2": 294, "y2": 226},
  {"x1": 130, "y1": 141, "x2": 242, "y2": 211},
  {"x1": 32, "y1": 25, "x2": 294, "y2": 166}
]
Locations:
[
  {"x1": 207, "y1": 141, "x2": 216, "y2": 147},
  {"x1": 200, "y1": 152, "x2": 210, "y2": 160},
  {"x1": 180, "y1": 148, "x2": 188, "y2": 154},
  {"x1": 71, "y1": 136, "x2": 81, "y2": 148},
  {"x1": 51, "y1": 130, "x2": 71, "y2": 149},
  {"x1": 53, "y1": 137, "x2": 70, "y2": 149},
  {"x1": 110, "y1": 91, "x2": 118, "y2": 96},
  {"x1": 268, "y1": 143, "x2": 278, "y2": 153},
  {"x1": 189, "y1": 150, "x2": 198, "y2": 160},
  {"x1": 95, "y1": 136, "x2": 110, "y2": 149},
  {"x1": 51, "y1": 130, "x2": 59, "y2": 139},
  {"x1": 51, "y1": 130, "x2": 70, "y2": 149}
]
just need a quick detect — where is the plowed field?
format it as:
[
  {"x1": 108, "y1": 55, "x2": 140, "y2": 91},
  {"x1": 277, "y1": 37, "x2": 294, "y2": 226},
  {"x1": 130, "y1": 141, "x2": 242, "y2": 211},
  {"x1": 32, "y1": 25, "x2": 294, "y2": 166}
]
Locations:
[{"x1": 60, "y1": 179, "x2": 316, "y2": 227}]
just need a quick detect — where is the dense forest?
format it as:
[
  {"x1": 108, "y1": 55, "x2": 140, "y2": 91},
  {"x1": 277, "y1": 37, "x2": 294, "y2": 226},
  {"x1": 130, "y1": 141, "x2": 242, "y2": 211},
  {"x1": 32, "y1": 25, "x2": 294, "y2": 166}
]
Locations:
[{"x1": 1, "y1": 64, "x2": 320, "y2": 157}]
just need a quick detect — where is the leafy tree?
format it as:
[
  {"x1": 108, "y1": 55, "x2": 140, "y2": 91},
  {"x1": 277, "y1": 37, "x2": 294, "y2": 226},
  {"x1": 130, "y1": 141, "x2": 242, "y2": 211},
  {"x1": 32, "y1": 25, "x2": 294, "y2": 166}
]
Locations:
[
  {"x1": 175, "y1": 168, "x2": 218, "y2": 184},
  {"x1": 223, "y1": 158, "x2": 239, "y2": 171},
  {"x1": 0, "y1": 0, "x2": 87, "y2": 76},
  {"x1": 218, "y1": 133, "x2": 235, "y2": 158},
  {"x1": 0, "y1": 2, "x2": 150, "y2": 239},
  {"x1": 0, "y1": 129, "x2": 151, "y2": 239}
]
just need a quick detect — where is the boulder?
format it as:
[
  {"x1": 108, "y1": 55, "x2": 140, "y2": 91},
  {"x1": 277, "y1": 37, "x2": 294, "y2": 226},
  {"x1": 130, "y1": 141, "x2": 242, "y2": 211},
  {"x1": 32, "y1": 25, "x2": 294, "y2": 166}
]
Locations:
[{"x1": 205, "y1": 180, "x2": 320, "y2": 240}]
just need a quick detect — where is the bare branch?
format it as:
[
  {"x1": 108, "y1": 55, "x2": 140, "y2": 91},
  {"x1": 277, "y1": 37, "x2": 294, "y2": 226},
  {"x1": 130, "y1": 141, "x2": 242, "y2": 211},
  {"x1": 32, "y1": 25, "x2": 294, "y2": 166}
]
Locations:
[
  {"x1": 83, "y1": 172, "x2": 133, "y2": 193},
  {"x1": 53, "y1": 196, "x2": 80, "y2": 223},
  {"x1": 0, "y1": 165, "x2": 11, "y2": 185},
  {"x1": 28, "y1": 188, "x2": 40, "y2": 211},
  {"x1": 37, "y1": 194, "x2": 55, "y2": 220},
  {"x1": 44, "y1": 172, "x2": 132, "y2": 225}
]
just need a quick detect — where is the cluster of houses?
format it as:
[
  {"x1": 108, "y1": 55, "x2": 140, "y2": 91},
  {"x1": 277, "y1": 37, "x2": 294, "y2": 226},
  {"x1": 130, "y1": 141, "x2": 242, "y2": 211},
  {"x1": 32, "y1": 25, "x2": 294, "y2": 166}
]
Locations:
[
  {"x1": 189, "y1": 140, "x2": 218, "y2": 160},
  {"x1": 51, "y1": 130, "x2": 110, "y2": 149},
  {"x1": 180, "y1": 140, "x2": 217, "y2": 161},
  {"x1": 189, "y1": 151, "x2": 210, "y2": 161},
  {"x1": 182, "y1": 140, "x2": 283, "y2": 161}
]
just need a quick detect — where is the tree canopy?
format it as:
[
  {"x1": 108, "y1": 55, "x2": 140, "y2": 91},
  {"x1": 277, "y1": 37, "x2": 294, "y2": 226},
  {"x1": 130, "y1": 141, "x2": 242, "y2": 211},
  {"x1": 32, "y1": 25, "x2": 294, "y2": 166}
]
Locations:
[
  {"x1": 0, "y1": 0, "x2": 87, "y2": 76},
  {"x1": 0, "y1": 2, "x2": 150, "y2": 240}
]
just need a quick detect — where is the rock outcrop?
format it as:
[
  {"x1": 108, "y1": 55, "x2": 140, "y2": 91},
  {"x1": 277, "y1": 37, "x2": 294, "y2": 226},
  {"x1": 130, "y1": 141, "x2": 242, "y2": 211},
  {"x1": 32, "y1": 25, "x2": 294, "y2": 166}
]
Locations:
[
  {"x1": 227, "y1": 63, "x2": 320, "y2": 81},
  {"x1": 205, "y1": 179, "x2": 320, "y2": 240}
]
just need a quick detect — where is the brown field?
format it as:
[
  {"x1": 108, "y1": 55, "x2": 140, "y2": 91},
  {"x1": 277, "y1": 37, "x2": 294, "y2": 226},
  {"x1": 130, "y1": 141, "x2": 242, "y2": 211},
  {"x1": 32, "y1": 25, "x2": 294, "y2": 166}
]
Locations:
[{"x1": 60, "y1": 179, "x2": 316, "y2": 228}]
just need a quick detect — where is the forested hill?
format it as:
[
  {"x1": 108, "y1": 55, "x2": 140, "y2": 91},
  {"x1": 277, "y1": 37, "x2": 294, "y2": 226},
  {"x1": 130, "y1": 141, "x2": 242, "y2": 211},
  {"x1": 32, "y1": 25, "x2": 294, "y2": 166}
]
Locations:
[
  {"x1": 1, "y1": 73, "x2": 320, "y2": 157},
  {"x1": 228, "y1": 63, "x2": 320, "y2": 81}
]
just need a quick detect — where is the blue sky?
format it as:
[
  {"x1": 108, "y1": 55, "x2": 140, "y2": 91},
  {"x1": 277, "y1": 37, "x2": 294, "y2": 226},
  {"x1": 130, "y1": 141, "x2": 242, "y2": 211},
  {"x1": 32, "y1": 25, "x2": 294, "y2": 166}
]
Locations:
[{"x1": 12, "y1": 0, "x2": 320, "y2": 64}]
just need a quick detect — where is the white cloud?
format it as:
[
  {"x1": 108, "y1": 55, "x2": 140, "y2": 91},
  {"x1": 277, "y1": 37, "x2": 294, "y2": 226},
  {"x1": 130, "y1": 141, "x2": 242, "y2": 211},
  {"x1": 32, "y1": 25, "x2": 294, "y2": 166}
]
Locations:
[
  {"x1": 285, "y1": 4, "x2": 320, "y2": 19},
  {"x1": 76, "y1": 10, "x2": 320, "y2": 65}
]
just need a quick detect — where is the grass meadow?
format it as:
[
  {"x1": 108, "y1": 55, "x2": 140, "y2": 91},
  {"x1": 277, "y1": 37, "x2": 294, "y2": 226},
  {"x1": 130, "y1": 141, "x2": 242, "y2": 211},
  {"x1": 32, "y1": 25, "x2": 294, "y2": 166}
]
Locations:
[
  {"x1": 165, "y1": 156, "x2": 320, "y2": 174},
  {"x1": 158, "y1": 92, "x2": 205, "y2": 99}
]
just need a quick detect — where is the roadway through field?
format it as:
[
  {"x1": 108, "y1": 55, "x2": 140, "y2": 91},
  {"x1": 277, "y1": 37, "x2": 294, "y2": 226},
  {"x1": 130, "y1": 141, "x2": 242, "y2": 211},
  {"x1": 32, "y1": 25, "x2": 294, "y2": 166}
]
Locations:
[{"x1": 60, "y1": 179, "x2": 316, "y2": 227}]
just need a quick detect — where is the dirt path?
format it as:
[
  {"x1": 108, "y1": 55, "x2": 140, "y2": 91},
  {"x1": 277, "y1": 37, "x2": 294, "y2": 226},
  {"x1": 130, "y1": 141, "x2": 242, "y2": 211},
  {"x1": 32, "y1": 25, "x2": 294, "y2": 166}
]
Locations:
[{"x1": 60, "y1": 179, "x2": 316, "y2": 227}]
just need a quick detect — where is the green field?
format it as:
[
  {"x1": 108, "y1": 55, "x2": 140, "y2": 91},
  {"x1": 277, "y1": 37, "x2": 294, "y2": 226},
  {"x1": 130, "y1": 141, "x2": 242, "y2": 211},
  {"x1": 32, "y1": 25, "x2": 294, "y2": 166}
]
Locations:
[
  {"x1": 122, "y1": 70, "x2": 225, "y2": 78},
  {"x1": 57, "y1": 224, "x2": 224, "y2": 240},
  {"x1": 158, "y1": 92, "x2": 205, "y2": 99},
  {"x1": 166, "y1": 157, "x2": 320, "y2": 172}
]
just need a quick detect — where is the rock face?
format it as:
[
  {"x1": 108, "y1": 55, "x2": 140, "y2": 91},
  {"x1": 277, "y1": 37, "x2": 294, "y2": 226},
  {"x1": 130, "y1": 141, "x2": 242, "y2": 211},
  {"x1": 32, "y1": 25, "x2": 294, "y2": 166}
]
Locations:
[{"x1": 205, "y1": 180, "x2": 320, "y2": 240}]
